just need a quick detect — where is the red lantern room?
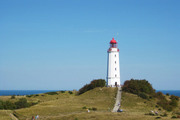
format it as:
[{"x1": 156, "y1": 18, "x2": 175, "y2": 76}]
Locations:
[{"x1": 110, "y1": 38, "x2": 117, "y2": 48}]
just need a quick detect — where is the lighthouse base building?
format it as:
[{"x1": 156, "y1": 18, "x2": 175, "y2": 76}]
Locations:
[{"x1": 107, "y1": 38, "x2": 120, "y2": 87}]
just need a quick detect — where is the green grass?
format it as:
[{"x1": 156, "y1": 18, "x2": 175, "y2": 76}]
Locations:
[
  {"x1": 0, "y1": 88, "x2": 179, "y2": 120},
  {"x1": 0, "y1": 110, "x2": 13, "y2": 120},
  {"x1": 13, "y1": 87, "x2": 117, "y2": 120}
]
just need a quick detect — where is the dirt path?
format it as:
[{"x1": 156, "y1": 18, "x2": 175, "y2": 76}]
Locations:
[
  {"x1": 112, "y1": 87, "x2": 121, "y2": 112},
  {"x1": 10, "y1": 113, "x2": 19, "y2": 120}
]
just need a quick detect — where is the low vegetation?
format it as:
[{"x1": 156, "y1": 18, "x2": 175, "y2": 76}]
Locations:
[
  {"x1": 45, "y1": 91, "x2": 58, "y2": 95},
  {"x1": 78, "y1": 79, "x2": 106, "y2": 95},
  {"x1": 0, "y1": 98, "x2": 37, "y2": 110},
  {"x1": 0, "y1": 79, "x2": 179, "y2": 120},
  {"x1": 122, "y1": 79, "x2": 179, "y2": 111}
]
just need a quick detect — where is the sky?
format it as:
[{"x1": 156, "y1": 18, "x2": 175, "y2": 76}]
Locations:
[{"x1": 0, "y1": 0, "x2": 180, "y2": 90}]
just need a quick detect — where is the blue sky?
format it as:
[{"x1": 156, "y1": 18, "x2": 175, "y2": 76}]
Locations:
[{"x1": 0, "y1": 0, "x2": 180, "y2": 90}]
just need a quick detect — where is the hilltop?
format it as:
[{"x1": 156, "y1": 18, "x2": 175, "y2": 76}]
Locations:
[{"x1": 0, "y1": 87, "x2": 180, "y2": 120}]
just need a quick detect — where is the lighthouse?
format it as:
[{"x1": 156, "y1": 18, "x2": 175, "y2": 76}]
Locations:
[{"x1": 107, "y1": 38, "x2": 120, "y2": 87}]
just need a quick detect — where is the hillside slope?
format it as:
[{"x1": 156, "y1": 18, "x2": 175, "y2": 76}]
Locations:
[
  {"x1": 0, "y1": 88, "x2": 180, "y2": 120},
  {"x1": 13, "y1": 87, "x2": 117, "y2": 120}
]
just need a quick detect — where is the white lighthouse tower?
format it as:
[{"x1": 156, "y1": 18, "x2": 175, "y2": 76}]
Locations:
[{"x1": 107, "y1": 38, "x2": 120, "y2": 87}]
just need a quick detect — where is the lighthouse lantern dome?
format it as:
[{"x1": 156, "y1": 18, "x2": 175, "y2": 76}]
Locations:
[{"x1": 110, "y1": 38, "x2": 117, "y2": 48}]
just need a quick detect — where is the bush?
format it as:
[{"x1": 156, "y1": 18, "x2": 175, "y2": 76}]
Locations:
[
  {"x1": 4, "y1": 101, "x2": 16, "y2": 110},
  {"x1": 122, "y1": 79, "x2": 155, "y2": 95},
  {"x1": 170, "y1": 95, "x2": 179, "y2": 101},
  {"x1": 92, "y1": 107, "x2": 97, "y2": 111},
  {"x1": 68, "y1": 91, "x2": 73, "y2": 94},
  {"x1": 148, "y1": 112, "x2": 155, "y2": 116},
  {"x1": 82, "y1": 106, "x2": 87, "y2": 109},
  {"x1": 155, "y1": 92, "x2": 164, "y2": 99},
  {"x1": 15, "y1": 98, "x2": 29, "y2": 109},
  {"x1": 138, "y1": 92, "x2": 148, "y2": 99},
  {"x1": 78, "y1": 79, "x2": 106, "y2": 95},
  {"x1": 45, "y1": 92, "x2": 58, "y2": 95},
  {"x1": 161, "y1": 113, "x2": 167, "y2": 117},
  {"x1": 175, "y1": 112, "x2": 180, "y2": 115},
  {"x1": 0, "y1": 98, "x2": 37, "y2": 110},
  {"x1": 170, "y1": 99, "x2": 178, "y2": 107},
  {"x1": 61, "y1": 91, "x2": 65, "y2": 93},
  {"x1": 172, "y1": 115, "x2": 177, "y2": 118},
  {"x1": 11, "y1": 95, "x2": 15, "y2": 99},
  {"x1": 26, "y1": 95, "x2": 33, "y2": 97},
  {"x1": 155, "y1": 117, "x2": 161, "y2": 119},
  {"x1": 0, "y1": 100, "x2": 4, "y2": 109}
]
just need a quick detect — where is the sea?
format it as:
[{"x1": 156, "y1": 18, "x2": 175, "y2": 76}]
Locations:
[
  {"x1": 156, "y1": 90, "x2": 180, "y2": 97},
  {"x1": 0, "y1": 90, "x2": 180, "y2": 97},
  {"x1": 0, "y1": 90, "x2": 59, "y2": 96}
]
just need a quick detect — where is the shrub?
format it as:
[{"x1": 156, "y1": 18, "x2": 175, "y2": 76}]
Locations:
[
  {"x1": 0, "y1": 100, "x2": 4, "y2": 109},
  {"x1": 155, "y1": 92, "x2": 165, "y2": 99},
  {"x1": 45, "y1": 92, "x2": 58, "y2": 95},
  {"x1": 155, "y1": 117, "x2": 161, "y2": 119},
  {"x1": 138, "y1": 92, "x2": 148, "y2": 99},
  {"x1": 82, "y1": 106, "x2": 87, "y2": 109},
  {"x1": 0, "y1": 98, "x2": 37, "y2": 110},
  {"x1": 166, "y1": 93, "x2": 169, "y2": 96},
  {"x1": 175, "y1": 112, "x2": 180, "y2": 115},
  {"x1": 15, "y1": 98, "x2": 29, "y2": 109},
  {"x1": 26, "y1": 95, "x2": 33, "y2": 97},
  {"x1": 61, "y1": 91, "x2": 65, "y2": 93},
  {"x1": 78, "y1": 79, "x2": 106, "y2": 95},
  {"x1": 92, "y1": 107, "x2": 97, "y2": 111},
  {"x1": 68, "y1": 91, "x2": 73, "y2": 94},
  {"x1": 4, "y1": 101, "x2": 16, "y2": 110},
  {"x1": 169, "y1": 99, "x2": 178, "y2": 107},
  {"x1": 170, "y1": 95, "x2": 179, "y2": 101},
  {"x1": 155, "y1": 105, "x2": 159, "y2": 108},
  {"x1": 11, "y1": 95, "x2": 15, "y2": 99},
  {"x1": 148, "y1": 112, "x2": 155, "y2": 116},
  {"x1": 172, "y1": 115, "x2": 177, "y2": 118},
  {"x1": 122, "y1": 79, "x2": 155, "y2": 95},
  {"x1": 163, "y1": 113, "x2": 167, "y2": 117}
]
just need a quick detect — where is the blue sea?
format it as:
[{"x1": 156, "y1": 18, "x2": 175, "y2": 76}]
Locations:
[
  {"x1": 156, "y1": 90, "x2": 180, "y2": 97},
  {"x1": 0, "y1": 90, "x2": 180, "y2": 97},
  {"x1": 0, "y1": 90, "x2": 59, "y2": 96}
]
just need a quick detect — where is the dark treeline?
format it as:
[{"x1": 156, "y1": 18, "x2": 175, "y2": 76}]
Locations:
[{"x1": 122, "y1": 79, "x2": 179, "y2": 111}]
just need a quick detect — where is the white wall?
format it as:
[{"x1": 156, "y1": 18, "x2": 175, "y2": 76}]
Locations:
[{"x1": 107, "y1": 48, "x2": 120, "y2": 87}]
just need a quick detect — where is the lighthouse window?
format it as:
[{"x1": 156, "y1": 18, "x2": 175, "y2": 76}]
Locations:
[
  {"x1": 115, "y1": 74, "x2": 117, "y2": 77},
  {"x1": 115, "y1": 68, "x2": 116, "y2": 70},
  {"x1": 115, "y1": 61, "x2": 116, "y2": 64},
  {"x1": 115, "y1": 54, "x2": 116, "y2": 57}
]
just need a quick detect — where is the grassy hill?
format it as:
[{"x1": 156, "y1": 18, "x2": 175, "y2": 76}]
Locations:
[{"x1": 0, "y1": 87, "x2": 180, "y2": 120}]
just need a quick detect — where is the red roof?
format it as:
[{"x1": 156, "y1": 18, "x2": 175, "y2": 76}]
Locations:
[{"x1": 110, "y1": 38, "x2": 117, "y2": 44}]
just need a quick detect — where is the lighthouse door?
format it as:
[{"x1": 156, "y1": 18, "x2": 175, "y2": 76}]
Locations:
[{"x1": 115, "y1": 82, "x2": 117, "y2": 87}]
